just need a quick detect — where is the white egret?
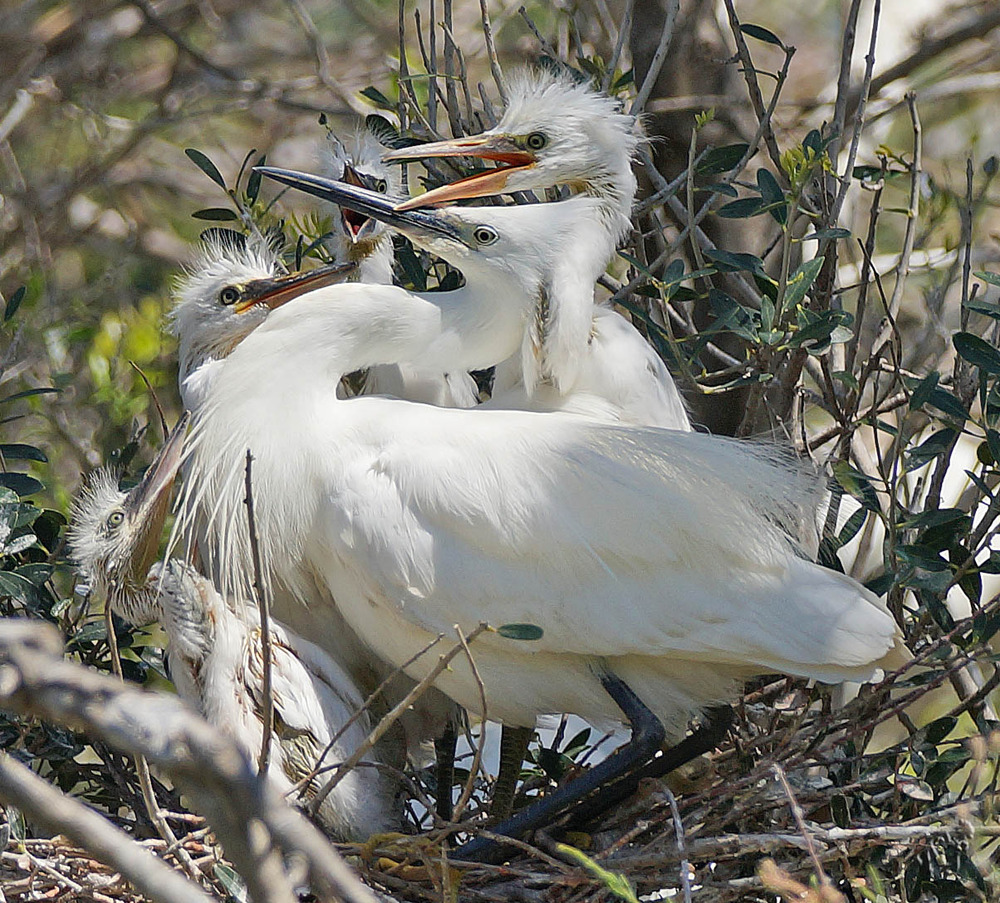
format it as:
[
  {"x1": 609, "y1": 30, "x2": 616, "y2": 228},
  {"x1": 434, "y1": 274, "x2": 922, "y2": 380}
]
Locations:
[
  {"x1": 261, "y1": 169, "x2": 690, "y2": 431},
  {"x1": 174, "y1": 188, "x2": 906, "y2": 859},
  {"x1": 380, "y1": 69, "x2": 680, "y2": 417},
  {"x1": 69, "y1": 417, "x2": 401, "y2": 841},
  {"x1": 322, "y1": 130, "x2": 478, "y2": 407}
]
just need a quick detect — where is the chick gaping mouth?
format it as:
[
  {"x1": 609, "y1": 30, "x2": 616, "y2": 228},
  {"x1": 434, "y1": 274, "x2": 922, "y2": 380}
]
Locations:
[{"x1": 340, "y1": 162, "x2": 373, "y2": 240}]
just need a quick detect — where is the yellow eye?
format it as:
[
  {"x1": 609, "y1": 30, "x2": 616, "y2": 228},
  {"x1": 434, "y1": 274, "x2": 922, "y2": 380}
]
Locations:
[
  {"x1": 526, "y1": 132, "x2": 547, "y2": 151},
  {"x1": 219, "y1": 286, "x2": 241, "y2": 306},
  {"x1": 108, "y1": 510, "x2": 125, "y2": 528}
]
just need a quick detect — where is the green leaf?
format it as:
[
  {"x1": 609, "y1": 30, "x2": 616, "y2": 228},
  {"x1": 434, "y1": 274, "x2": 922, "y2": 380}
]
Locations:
[
  {"x1": 498, "y1": 623, "x2": 544, "y2": 641},
  {"x1": 185, "y1": 148, "x2": 227, "y2": 189},
  {"x1": 0, "y1": 474, "x2": 43, "y2": 496},
  {"x1": 905, "y1": 428, "x2": 957, "y2": 472},
  {"x1": 4, "y1": 286, "x2": 25, "y2": 323},
  {"x1": 696, "y1": 144, "x2": 750, "y2": 176},
  {"x1": 360, "y1": 85, "x2": 393, "y2": 109},
  {"x1": 953, "y1": 331, "x2": 1000, "y2": 375},
  {"x1": 909, "y1": 371, "x2": 939, "y2": 410},
  {"x1": 740, "y1": 23, "x2": 783, "y2": 46},
  {"x1": 0, "y1": 444, "x2": 47, "y2": 463},
  {"x1": 192, "y1": 207, "x2": 239, "y2": 222},
  {"x1": 555, "y1": 844, "x2": 639, "y2": 903},
  {"x1": 702, "y1": 181, "x2": 739, "y2": 197},
  {"x1": 703, "y1": 248, "x2": 764, "y2": 274},
  {"x1": 964, "y1": 296, "x2": 1000, "y2": 320},
  {"x1": 756, "y1": 168, "x2": 786, "y2": 224},
  {"x1": 213, "y1": 862, "x2": 248, "y2": 903},
  {"x1": 832, "y1": 461, "x2": 880, "y2": 513},
  {"x1": 0, "y1": 387, "x2": 58, "y2": 405},
  {"x1": 717, "y1": 197, "x2": 764, "y2": 218},
  {"x1": 974, "y1": 270, "x2": 1000, "y2": 288},
  {"x1": 783, "y1": 256, "x2": 825, "y2": 308},
  {"x1": 245, "y1": 153, "x2": 265, "y2": 205},
  {"x1": 802, "y1": 228, "x2": 851, "y2": 241},
  {"x1": 924, "y1": 386, "x2": 967, "y2": 424},
  {"x1": 0, "y1": 571, "x2": 46, "y2": 606},
  {"x1": 899, "y1": 508, "x2": 967, "y2": 531}
]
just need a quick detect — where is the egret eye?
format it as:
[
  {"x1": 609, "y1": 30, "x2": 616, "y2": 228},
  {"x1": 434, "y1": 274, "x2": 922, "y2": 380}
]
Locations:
[
  {"x1": 473, "y1": 226, "x2": 499, "y2": 245},
  {"x1": 375, "y1": 179, "x2": 388, "y2": 193},
  {"x1": 107, "y1": 510, "x2": 125, "y2": 529},
  {"x1": 526, "y1": 132, "x2": 547, "y2": 151},
  {"x1": 219, "y1": 286, "x2": 241, "y2": 306}
]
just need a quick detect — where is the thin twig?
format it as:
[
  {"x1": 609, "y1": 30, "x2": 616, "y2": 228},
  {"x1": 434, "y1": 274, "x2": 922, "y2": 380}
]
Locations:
[
  {"x1": 311, "y1": 623, "x2": 490, "y2": 811},
  {"x1": 630, "y1": 0, "x2": 680, "y2": 116},
  {"x1": 664, "y1": 787, "x2": 692, "y2": 903},
  {"x1": 244, "y1": 450, "x2": 274, "y2": 777},
  {"x1": 478, "y1": 0, "x2": 506, "y2": 104},
  {"x1": 450, "y1": 625, "x2": 487, "y2": 822}
]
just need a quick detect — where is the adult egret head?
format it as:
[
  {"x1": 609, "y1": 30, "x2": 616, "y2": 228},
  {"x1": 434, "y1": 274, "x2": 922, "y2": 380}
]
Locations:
[
  {"x1": 69, "y1": 413, "x2": 189, "y2": 626},
  {"x1": 170, "y1": 232, "x2": 353, "y2": 409},
  {"x1": 382, "y1": 69, "x2": 639, "y2": 225}
]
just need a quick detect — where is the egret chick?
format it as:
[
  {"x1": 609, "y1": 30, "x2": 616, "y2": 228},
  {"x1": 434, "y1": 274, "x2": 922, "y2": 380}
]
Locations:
[
  {"x1": 322, "y1": 129, "x2": 477, "y2": 407},
  {"x1": 69, "y1": 418, "x2": 401, "y2": 841}
]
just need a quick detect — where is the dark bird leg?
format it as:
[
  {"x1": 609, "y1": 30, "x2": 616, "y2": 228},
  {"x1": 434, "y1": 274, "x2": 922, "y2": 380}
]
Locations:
[
  {"x1": 434, "y1": 721, "x2": 458, "y2": 822},
  {"x1": 451, "y1": 669, "x2": 665, "y2": 863},
  {"x1": 565, "y1": 704, "x2": 734, "y2": 829},
  {"x1": 491, "y1": 725, "x2": 533, "y2": 820}
]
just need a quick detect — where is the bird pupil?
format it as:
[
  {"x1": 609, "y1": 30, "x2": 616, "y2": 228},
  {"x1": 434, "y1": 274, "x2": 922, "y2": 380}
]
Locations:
[
  {"x1": 377, "y1": 180, "x2": 387, "y2": 193},
  {"x1": 221, "y1": 287, "x2": 239, "y2": 305},
  {"x1": 527, "y1": 132, "x2": 546, "y2": 150}
]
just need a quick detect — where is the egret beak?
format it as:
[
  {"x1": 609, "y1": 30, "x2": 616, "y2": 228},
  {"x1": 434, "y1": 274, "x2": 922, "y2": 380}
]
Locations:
[
  {"x1": 124, "y1": 412, "x2": 190, "y2": 580},
  {"x1": 255, "y1": 167, "x2": 461, "y2": 242},
  {"x1": 381, "y1": 135, "x2": 537, "y2": 210},
  {"x1": 338, "y1": 161, "x2": 373, "y2": 240},
  {"x1": 233, "y1": 260, "x2": 357, "y2": 313}
]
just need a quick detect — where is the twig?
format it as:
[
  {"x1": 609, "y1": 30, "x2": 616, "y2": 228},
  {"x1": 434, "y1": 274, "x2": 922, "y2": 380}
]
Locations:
[
  {"x1": 478, "y1": 0, "x2": 506, "y2": 104},
  {"x1": 829, "y1": 0, "x2": 881, "y2": 228},
  {"x1": 451, "y1": 625, "x2": 487, "y2": 822},
  {"x1": 0, "y1": 752, "x2": 213, "y2": 903},
  {"x1": 720, "y1": 0, "x2": 785, "y2": 173},
  {"x1": 630, "y1": 0, "x2": 680, "y2": 116},
  {"x1": 243, "y1": 450, "x2": 274, "y2": 777},
  {"x1": 128, "y1": 361, "x2": 170, "y2": 440},
  {"x1": 602, "y1": 0, "x2": 634, "y2": 94},
  {"x1": 104, "y1": 606, "x2": 204, "y2": 883},
  {"x1": 664, "y1": 787, "x2": 692, "y2": 903},
  {"x1": 310, "y1": 623, "x2": 490, "y2": 811},
  {"x1": 772, "y1": 764, "x2": 833, "y2": 891}
]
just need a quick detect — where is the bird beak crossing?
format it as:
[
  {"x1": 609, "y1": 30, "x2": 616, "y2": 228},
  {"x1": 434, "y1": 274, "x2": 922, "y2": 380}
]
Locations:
[
  {"x1": 255, "y1": 167, "x2": 461, "y2": 242},
  {"x1": 233, "y1": 260, "x2": 357, "y2": 313},
  {"x1": 381, "y1": 135, "x2": 537, "y2": 210},
  {"x1": 125, "y1": 412, "x2": 190, "y2": 579}
]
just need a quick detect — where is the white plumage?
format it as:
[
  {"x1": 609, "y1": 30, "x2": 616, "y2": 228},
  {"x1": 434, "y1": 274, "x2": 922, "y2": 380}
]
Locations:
[
  {"x1": 68, "y1": 420, "x2": 401, "y2": 841},
  {"x1": 175, "y1": 263, "x2": 906, "y2": 739},
  {"x1": 382, "y1": 68, "x2": 690, "y2": 429}
]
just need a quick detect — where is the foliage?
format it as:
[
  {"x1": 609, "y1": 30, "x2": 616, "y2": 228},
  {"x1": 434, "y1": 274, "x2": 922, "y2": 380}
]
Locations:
[{"x1": 2, "y1": 1, "x2": 1000, "y2": 902}]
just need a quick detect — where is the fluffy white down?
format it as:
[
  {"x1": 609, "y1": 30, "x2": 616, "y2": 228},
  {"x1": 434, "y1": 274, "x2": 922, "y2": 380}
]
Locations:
[
  {"x1": 154, "y1": 559, "x2": 400, "y2": 840},
  {"x1": 177, "y1": 289, "x2": 906, "y2": 737}
]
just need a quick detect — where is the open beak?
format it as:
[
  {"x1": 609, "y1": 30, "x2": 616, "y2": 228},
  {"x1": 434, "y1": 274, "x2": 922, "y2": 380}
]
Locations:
[
  {"x1": 233, "y1": 259, "x2": 357, "y2": 313},
  {"x1": 338, "y1": 162, "x2": 373, "y2": 240},
  {"x1": 125, "y1": 412, "x2": 190, "y2": 579},
  {"x1": 255, "y1": 167, "x2": 460, "y2": 243},
  {"x1": 381, "y1": 135, "x2": 537, "y2": 210}
]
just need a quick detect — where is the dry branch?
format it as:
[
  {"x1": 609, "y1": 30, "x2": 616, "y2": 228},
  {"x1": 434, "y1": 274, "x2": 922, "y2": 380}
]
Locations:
[{"x1": 0, "y1": 618, "x2": 377, "y2": 903}]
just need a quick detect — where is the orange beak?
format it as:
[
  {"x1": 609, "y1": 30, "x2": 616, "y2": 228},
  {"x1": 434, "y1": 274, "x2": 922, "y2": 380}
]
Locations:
[
  {"x1": 382, "y1": 135, "x2": 537, "y2": 211},
  {"x1": 232, "y1": 260, "x2": 357, "y2": 313}
]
